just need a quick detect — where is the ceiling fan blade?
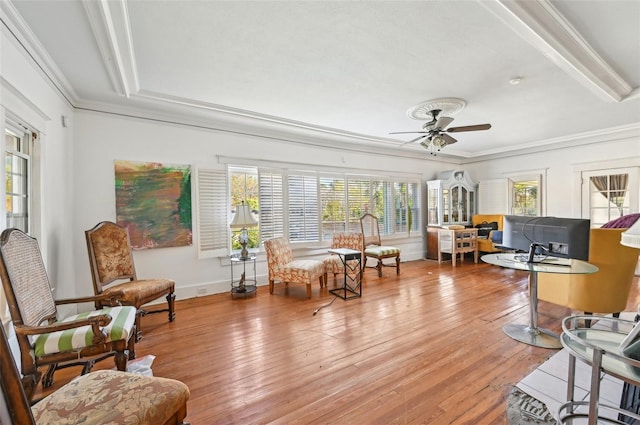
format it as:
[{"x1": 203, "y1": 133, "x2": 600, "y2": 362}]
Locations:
[
  {"x1": 441, "y1": 133, "x2": 458, "y2": 145},
  {"x1": 435, "y1": 116, "x2": 454, "y2": 130},
  {"x1": 389, "y1": 131, "x2": 428, "y2": 135},
  {"x1": 400, "y1": 135, "x2": 428, "y2": 146},
  {"x1": 446, "y1": 123, "x2": 491, "y2": 133}
]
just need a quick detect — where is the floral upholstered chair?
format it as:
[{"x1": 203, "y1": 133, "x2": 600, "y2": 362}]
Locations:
[
  {"x1": 0, "y1": 316, "x2": 190, "y2": 425},
  {"x1": 323, "y1": 232, "x2": 364, "y2": 284},
  {"x1": 264, "y1": 237, "x2": 325, "y2": 299}
]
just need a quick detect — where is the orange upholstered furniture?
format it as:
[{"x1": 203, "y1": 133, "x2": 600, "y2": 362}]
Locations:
[
  {"x1": 538, "y1": 228, "x2": 640, "y2": 315},
  {"x1": 472, "y1": 214, "x2": 504, "y2": 253},
  {"x1": 264, "y1": 237, "x2": 325, "y2": 299}
]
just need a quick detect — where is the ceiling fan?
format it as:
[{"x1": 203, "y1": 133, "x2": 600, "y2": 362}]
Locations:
[{"x1": 390, "y1": 109, "x2": 491, "y2": 155}]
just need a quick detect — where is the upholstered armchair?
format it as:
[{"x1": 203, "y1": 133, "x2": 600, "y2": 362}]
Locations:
[
  {"x1": 323, "y1": 232, "x2": 363, "y2": 284},
  {"x1": 264, "y1": 237, "x2": 325, "y2": 299},
  {"x1": 472, "y1": 214, "x2": 504, "y2": 253},
  {"x1": 0, "y1": 317, "x2": 190, "y2": 425},
  {"x1": 85, "y1": 221, "x2": 176, "y2": 341},
  {"x1": 538, "y1": 228, "x2": 640, "y2": 316},
  {"x1": 360, "y1": 213, "x2": 400, "y2": 277},
  {"x1": 0, "y1": 229, "x2": 137, "y2": 399}
]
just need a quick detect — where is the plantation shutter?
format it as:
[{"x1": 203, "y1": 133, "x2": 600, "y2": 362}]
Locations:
[
  {"x1": 258, "y1": 170, "x2": 285, "y2": 241},
  {"x1": 408, "y1": 182, "x2": 419, "y2": 234},
  {"x1": 288, "y1": 173, "x2": 319, "y2": 242},
  {"x1": 196, "y1": 167, "x2": 228, "y2": 258}
]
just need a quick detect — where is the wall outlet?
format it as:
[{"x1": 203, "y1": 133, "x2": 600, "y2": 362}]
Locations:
[{"x1": 196, "y1": 288, "x2": 207, "y2": 296}]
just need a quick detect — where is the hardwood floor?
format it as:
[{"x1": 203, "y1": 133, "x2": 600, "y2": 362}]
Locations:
[{"x1": 35, "y1": 259, "x2": 640, "y2": 424}]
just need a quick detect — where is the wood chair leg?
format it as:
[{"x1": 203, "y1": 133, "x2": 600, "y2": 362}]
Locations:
[
  {"x1": 307, "y1": 282, "x2": 313, "y2": 299},
  {"x1": 396, "y1": 255, "x2": 400, "y2": 274},
  {"x1": 167, "y1": 292, "x2": 176, "y2": 322},
  {"x1": 42, "y1": 363, "x2": 57, "y2": 388},
  {"x1": 135, "y1": 313, "x2": 143, "y2": 342},
  {"x1": 114, "y1": 350, "x2": 128, "y2": 372},
  {"x1": 376, "y1": 260, "x2": 383, "y2": 277},
  {"x1": 269, "y1": 279, "x2": 275, "y2": 294}
]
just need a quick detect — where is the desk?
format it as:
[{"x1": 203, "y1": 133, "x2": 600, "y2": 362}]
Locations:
[
  {"x1": 482, "y1": 253, "x2": 598, "y2": 348},
  {"x1": 438, "y1": 228, "x2": 478, "y2": 266},
  {"x1": 328, "y1": 248, "x2": 362, "y2": 300}
]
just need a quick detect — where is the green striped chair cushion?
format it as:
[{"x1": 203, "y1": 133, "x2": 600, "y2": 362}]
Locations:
[
  {"x1": 33, "y1": 306, "x2": 136, "y2": 357},
  {"x1": 364, "y1": 246, "x2": 400, "y2": 256}
]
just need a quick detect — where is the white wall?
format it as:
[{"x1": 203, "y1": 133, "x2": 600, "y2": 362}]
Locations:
[
  {"x1": 1, "y1": 24, "x2": 75, "y2": 364},
  {"x1": 72, "y1": 110, "x2": 449, "y2": 300},
  {"x1": 465, "y1": 134, "x2": 640, "y2": 218}
]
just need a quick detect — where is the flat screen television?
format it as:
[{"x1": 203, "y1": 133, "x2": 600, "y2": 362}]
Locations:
[{"x1": 502, "y1": 215, "x2": 590, "y2": 261}]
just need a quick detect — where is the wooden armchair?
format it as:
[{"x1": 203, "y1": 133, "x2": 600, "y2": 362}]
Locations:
[
  {"x1": 359, "y1": 213, "x2": 401, "y2": 277},
  {"x1": 0, "y1": 316, "x2": 190, "y2": 425},
  {"x1": 85, "y1": 221, "x2": 176, "y2": 341},
  {"x1": 0, "y1": 229, "x2": 136, "y2": 399},
  {"x1": 323, "y1": 232, "x2": 363, "y2": 284},
  {"x1": 264, "y1": 237, "x2": 325, "y2": 299}
]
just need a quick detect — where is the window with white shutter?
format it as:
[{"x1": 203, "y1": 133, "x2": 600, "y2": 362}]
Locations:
[
  {"x1": 196, "y1": 167, "x2": 228, "y2": 258},
  {"x1": 288, "y1": 173, "x2": 319, "y2": 242},
  {"x1": 258, "y1": 169, "x2": 285, "y2": 241}
]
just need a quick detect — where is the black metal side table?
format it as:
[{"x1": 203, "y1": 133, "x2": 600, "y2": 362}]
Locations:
[
  {"x1": 328, "y1": 248, "x2": 362, "y2": 300},
  {"x1": 230, "y1": 255, "x2": 257, "y2": 297}
]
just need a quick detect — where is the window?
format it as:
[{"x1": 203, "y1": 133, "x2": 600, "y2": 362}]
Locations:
[
  {"x1": 5, "y1": 124, "x2": 32, "y2": 233},
  {"x1": 229, "y1": 167, "x2": 259, "y2": 251},
  {"x1": 196, "y1": 167, "x2": 228, "y2": 258},
  {"x1": 224, "y1": 163, "x2": 420, "y2": 253},
  {"x1": 509, "y1": 175, "x2": 541, "y2": 216},
  {"x1": 583, "y1": 168, "x2": 638, "y2": 227}
]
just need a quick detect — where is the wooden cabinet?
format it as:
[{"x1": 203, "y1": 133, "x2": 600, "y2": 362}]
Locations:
[{"x1": 426, "y1": 170, "x2": 477, "y2": 227}]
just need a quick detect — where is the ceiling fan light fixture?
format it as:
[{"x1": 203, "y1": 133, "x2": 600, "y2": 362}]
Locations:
[{"x1": 432, "y1": 135, "x2": 447, "y2": 149}]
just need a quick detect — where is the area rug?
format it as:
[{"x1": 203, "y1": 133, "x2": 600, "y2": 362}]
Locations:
[{"x1": 507, "y1": 386, "x2": 557, "y2": 425}]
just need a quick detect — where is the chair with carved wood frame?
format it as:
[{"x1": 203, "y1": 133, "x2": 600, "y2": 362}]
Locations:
[
  {"x1": 0, "y1": 314, "x2": 190, "y2": 425},
  {"x1": 85, "y1": 221, "x2": 176, "y2": 341},
  {"x1": 0, "y1": 228, "x2": 136, "y2": 400},
  {"x1": 359, "y1": 213, "x2": 401, "y2": 277}
]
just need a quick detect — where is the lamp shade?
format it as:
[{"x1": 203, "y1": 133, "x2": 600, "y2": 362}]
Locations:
[
  {"x1": 230, "y1": 203, "x2": 258, "y2": 229},
  {"x1": 621, "y1": 218, "x2": 640, "y2": 249}
]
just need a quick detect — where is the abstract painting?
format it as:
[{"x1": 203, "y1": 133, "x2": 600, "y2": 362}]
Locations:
[{"x1": 115, "y1": 160, "x2": 192, "y2": 249}]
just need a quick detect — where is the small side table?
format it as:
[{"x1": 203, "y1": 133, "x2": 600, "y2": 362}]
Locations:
[
  {"x1": 328, "y1": 248, "x2": 362, "y2": 300},
  {"x1": 230, "y1": 255, "x2": 257, "y2": 297}
]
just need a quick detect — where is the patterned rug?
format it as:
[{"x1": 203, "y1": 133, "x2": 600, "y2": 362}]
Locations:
[{"x1": 507, "y1": 387, "x2": 557, "y2": 425}]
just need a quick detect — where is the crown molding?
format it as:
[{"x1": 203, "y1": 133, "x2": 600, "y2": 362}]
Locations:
[
  {"x1": 481, "y1": 0, "x2": 634, "y2": 102},
  {"x1": 460, "y1": 123, "x2": 640, "y2": 164}
]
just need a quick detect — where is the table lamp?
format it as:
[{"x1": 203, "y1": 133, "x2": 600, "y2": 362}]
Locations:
[{"x1": 230, "y1": 201, "x2": 258, "y2": 260}]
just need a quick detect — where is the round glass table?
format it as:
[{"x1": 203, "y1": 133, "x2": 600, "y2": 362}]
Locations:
[{"x1": 482, "y1": 253, "x2": 598, "y2": 348}]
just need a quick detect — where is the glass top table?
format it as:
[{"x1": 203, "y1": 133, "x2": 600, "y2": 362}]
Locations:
[{"x1": 482, "y1": 253, "x2": 598, "y2": 348}]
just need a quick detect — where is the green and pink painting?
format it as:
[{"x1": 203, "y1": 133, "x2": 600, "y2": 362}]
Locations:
[{"x1": 115, "y1": 160, "x2": 192, "y2": 249}]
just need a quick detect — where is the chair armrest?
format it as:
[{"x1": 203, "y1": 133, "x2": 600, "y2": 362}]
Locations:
[
  {"x1": 54, "y1": 290, "x2": 126, "y2": 306},
  {"x1": 14, "y1": 314, "x2": 112, "y2": 344}
]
